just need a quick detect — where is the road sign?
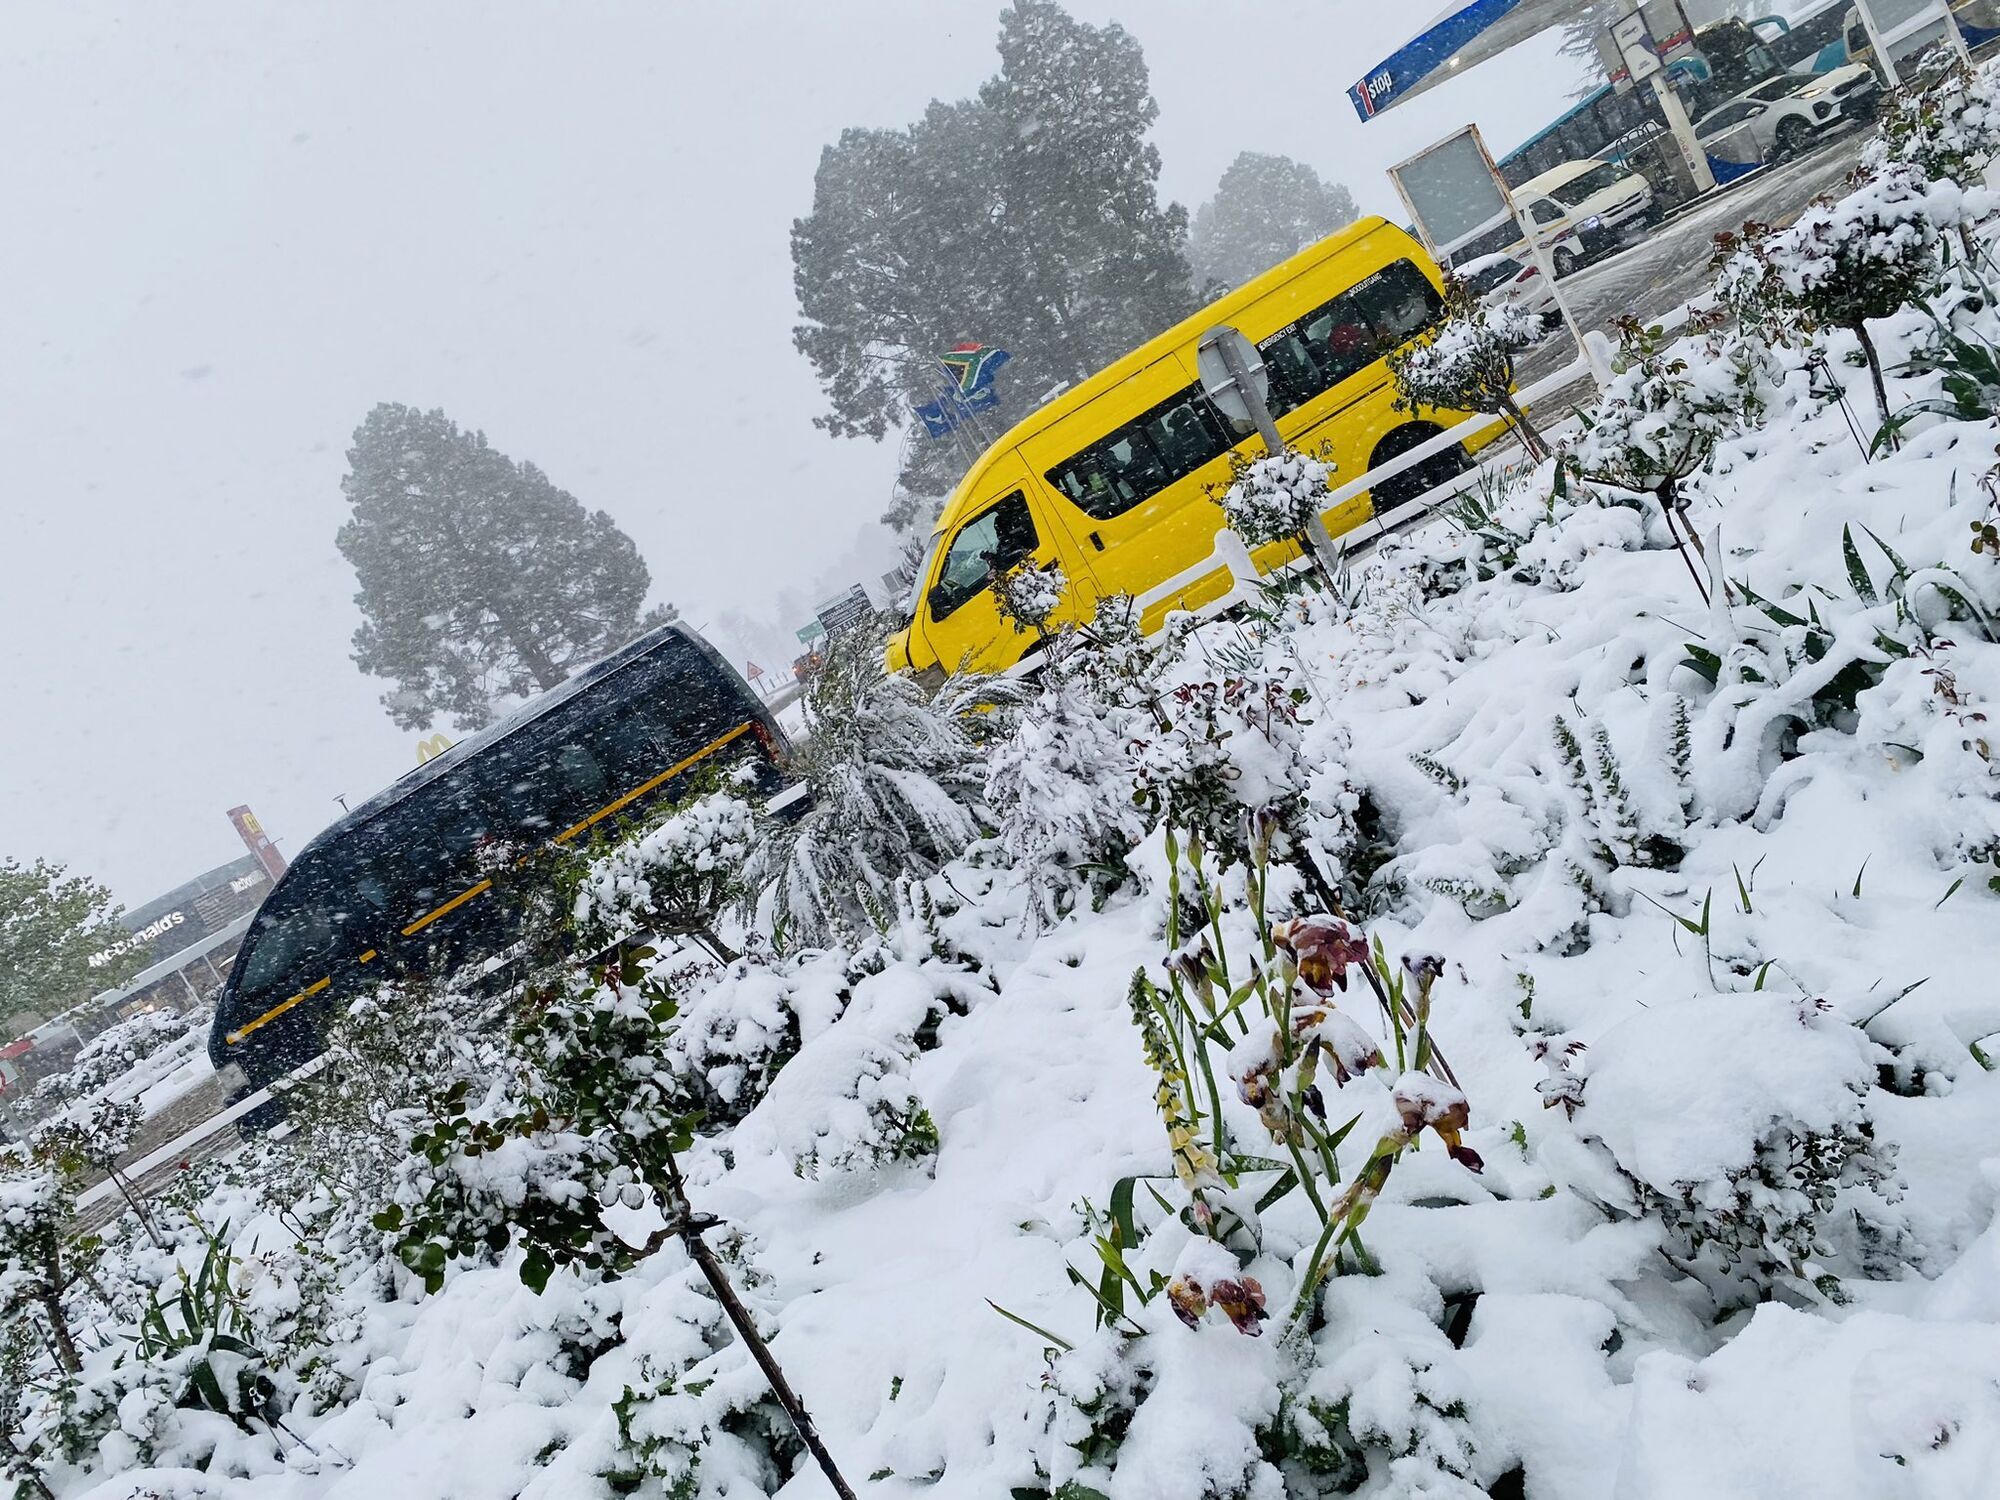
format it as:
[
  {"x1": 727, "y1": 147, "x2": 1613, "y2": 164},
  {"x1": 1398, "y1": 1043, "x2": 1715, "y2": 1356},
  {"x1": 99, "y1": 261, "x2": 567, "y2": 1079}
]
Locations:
[
  {"x1": 1195, "y1": 326, "x2": 1270, "y2": 432},
  {"x1": 815, "y1": 585, "x2": 873, "y2": 639},
  {"x1": 796, "y1": 619, "x2": 826, "y2": 645},
  {"x1": 1609, "y1": 12, "x2": 1661, "y2": 82}
]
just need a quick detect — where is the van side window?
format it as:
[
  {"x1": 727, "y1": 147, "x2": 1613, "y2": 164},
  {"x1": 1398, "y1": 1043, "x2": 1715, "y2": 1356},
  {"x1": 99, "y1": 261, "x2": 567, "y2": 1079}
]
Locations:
[
  {"x1": 931, "y1": 492, "x2": 1036, "y2": 620},
  {"x1": 1259, "y1": 260, "x2": 1444, "y2": 412},
  {"x1": 1047, "y1": 384, "x2": 1235, "y2": 519}
]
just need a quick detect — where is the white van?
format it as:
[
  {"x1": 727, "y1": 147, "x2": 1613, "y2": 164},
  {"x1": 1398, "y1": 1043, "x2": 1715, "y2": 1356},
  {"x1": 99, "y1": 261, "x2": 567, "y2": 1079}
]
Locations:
[{"x1": 1510, "y1": 159, "x2": 1656, "y2": 277}]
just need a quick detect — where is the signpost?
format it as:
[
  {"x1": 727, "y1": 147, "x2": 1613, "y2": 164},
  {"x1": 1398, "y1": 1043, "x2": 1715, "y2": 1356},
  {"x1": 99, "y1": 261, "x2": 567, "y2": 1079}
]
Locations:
[
  {"x1": 1195, "y1": 325, "x2": 1342, "y2": 571},
  {"x1": 1851, "y1": 0, "x2": 1967, "y2": 84},
  {"x1": 1607, "y1": 4, "x2": 1716, "y2": 196},
  {"x1": 1387, "y1": 123, "x2": 1608, "y2": 389},
  {"x1": 814, "y1": 585, "x2": 872, "y2": 639}
]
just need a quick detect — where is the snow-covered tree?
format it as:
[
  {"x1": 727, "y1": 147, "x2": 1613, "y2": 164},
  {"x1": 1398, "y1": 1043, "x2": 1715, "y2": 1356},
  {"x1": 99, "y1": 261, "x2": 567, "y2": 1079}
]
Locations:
[
  {"x1": 336, "y1": 403, "x2": 668, "y2": 731},
  {"x1": 749, "y1": 627, "x2": 1022, "y2": 946},
  {"x1": 1576, "y1": 321, "x2": 1774, "y2": 508},
  {"x1": 1217, "y1": 448, "x2": 1335, "y2": 552},
  {"x1": 1188, "y1": 151, "x2": 1357, "y2": 292},
  {"x1": 1387, "y1": 283, "x2": 1551, "y2": 462},
  {"x1": 0, "y1": 858, "x2": 139, "y2": 1028},
  {"x1": 791, "y1": 1, "x2": 1196, "y2": 509},
  {"x1": 1868, "y1": 51, "x2": 2000, "y2": 190},
  {"x1": 1719, "y1": 165, "x2": 1968, "y2": 433},
  {"x1": 0, "y1": 1162, "x2": 83, "y2": 1376},
  {"x1": 573, "y1": 789, "x2": 757, "y2": 962}
]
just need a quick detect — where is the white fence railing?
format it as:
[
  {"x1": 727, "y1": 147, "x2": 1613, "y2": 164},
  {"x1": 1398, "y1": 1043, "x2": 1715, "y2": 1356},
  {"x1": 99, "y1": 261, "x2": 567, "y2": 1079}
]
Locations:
[{"x1": 1127, "y1": 356, "x2": 1593, "y2": 631}]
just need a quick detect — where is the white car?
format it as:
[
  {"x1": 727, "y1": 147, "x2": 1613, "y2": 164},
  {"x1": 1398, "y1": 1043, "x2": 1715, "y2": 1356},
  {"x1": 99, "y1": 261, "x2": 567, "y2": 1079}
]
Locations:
[
  {"x1": 1692, "y1": 65, "x2": 1880, "y2": 164},
  {"x1": 1510, "y1": 159, "x2": 1656, "y2": 278},
  {"x1": 1457, "y1": 251, "x2": 1559, "y2": 323}
]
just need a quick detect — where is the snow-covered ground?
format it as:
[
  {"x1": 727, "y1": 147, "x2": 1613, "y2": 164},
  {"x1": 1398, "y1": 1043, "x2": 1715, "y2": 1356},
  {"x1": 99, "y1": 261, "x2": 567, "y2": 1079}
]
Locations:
[{"x1": 12, "y1": 74, "x2": 2000, "y2": 1500}]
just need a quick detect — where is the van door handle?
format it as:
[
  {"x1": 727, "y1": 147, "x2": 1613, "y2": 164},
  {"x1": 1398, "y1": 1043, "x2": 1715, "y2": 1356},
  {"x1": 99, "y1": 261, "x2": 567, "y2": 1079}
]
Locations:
[{"x1": 1089, "y1": 531, "x2": 1105, "y2": 552}]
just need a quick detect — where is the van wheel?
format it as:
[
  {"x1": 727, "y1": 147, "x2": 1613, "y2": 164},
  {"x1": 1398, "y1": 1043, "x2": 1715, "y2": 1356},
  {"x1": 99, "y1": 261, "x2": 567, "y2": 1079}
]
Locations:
[
  {"x1": 1370, "y1": 424, "x2": 1470, "y2": 512},
  {"x1": 1552, "y1": 246, "x2": 1579, "y2": 279}
]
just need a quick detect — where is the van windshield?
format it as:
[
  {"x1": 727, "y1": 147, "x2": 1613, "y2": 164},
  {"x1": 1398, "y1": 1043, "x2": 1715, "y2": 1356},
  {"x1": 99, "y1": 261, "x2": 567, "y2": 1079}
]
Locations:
[{"x1": 1552, "y1": 162, "x2": 1628, "y2": 206}]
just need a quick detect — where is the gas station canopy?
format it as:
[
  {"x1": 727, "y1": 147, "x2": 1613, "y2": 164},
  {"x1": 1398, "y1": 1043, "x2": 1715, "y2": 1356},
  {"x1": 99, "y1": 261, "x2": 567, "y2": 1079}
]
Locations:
[{"x1": 1349, "y1": 0, "x2": 1603, "y2": 120}]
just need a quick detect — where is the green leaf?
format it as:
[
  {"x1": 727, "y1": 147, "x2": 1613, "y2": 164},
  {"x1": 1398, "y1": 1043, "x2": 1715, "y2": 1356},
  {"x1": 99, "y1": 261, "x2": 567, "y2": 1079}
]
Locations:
[
  {"x1": 1842, "y1": 525, "x2": 1878, "y2": 605},
  {"x1": 1254, "y1": 1169, "x2": 1299, "y2": 1214},
  {"x1": 1682, "y1": 644, "x2": 1722, "y2": 686},
  {"x1": 1937, "y1": 877, "x2": 1965, "y2": 909},
  {"x1": 371, "y1": 1205, "x2": 404, "y2": 1232},
  {"x1": 986, "y1": 1298, "x2": 1075, "y2": 1353},
  {"x1": 520, "y1": 1245, "x2": 555, "y2": 1294},
  {"x1": 1852, "y1": 856, "x2": 1870, "y2": 900}
]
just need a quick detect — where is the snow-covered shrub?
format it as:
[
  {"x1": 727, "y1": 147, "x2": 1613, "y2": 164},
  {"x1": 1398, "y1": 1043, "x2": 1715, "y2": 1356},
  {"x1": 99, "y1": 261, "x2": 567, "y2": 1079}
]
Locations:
[
  {"x1": 34, "y1": 1007, "x2": 209, "y2": 1113},
  {"x1": 1567, "y1": 994, "x2": 1912, "y2": 1306},
  {"x1": 1387, "y1": 281, "x2": 1550, "y2": 462},
  {"x1": 574, "y1": 787, "x2": 756, "y2": 961},
  {"x1": 0, "y1": 1161, "x2": 84, "y2": 1377},
  {"x1": 748, "y1": 623, "x2": 1022, "y2": 947},
  {"x1": 1549, "y1": 712, "x2": 1682, "y2": 872},
  {"x1": 729, "y1": 953, "x2": 966, "y2": 1181},
  {"x1": 260, "y1": 972, "x2": 504, "y2": 1256},
  {"x1": 1574, "y1": 319, "x2": 1778, "y2": 515},
  {"x1": 1867, "y1": 51, "x2": 2000, "y2": 192},
  {"x1": 1718, "y1": 164, "x2": 1971, "y2": 432},
  {"x1": 602, "y1": 1243, "x2": 802, "y2": 1497},
  {"x1": 1216, "y1": 447, "x2": 1335, "y2": 552},
  {"x1": 34, "y1": 1096, "x2": 158, "y2": 1245},
  {"x1": 985, "y1": 667, "x2": 1147, "y2": 927},
  {"x1": 993, "y1": 556, "x2": 1067, "y2": 637},
  {"x1": 1132, "y1": 667, "x2": 1310, "y2": 866}
]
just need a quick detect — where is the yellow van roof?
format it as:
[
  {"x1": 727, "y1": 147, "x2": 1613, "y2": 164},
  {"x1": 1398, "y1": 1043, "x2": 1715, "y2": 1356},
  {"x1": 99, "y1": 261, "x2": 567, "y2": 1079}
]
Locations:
[{"x1": 928, "y1": 214, "x2": 1398, "y2": 540}]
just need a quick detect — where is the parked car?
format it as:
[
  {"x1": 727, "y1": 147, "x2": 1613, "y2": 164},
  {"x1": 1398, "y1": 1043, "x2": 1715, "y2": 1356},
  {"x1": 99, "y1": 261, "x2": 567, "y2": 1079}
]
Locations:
[
  {"x1": 1509, "y1": 159, "x2": 1656, "y2": 278},
  {"x1": 1692, "y1": 65, "x2": 1879, "y2": 163},
  {"x1": 1456, "y1": 251, "x2": 1558, "y2": 324}
]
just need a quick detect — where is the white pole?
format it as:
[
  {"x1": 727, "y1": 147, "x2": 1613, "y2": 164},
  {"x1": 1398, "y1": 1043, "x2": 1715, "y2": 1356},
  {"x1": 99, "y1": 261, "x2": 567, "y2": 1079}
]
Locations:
[{"x1": 1650, "y1": 72, "x2": 1717, "y2": 196}]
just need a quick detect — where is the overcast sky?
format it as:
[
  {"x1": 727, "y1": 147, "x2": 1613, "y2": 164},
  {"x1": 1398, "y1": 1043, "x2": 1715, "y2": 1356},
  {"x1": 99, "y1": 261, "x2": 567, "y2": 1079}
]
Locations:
[{"x1": 0, "y1": 1, "x2": 1587, "y2": 906}]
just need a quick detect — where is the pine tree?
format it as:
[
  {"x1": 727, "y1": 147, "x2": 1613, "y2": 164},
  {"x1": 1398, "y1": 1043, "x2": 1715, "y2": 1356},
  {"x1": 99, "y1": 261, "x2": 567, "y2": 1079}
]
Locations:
[
  {"x1": 336, "y1": 404, "x2": 661, "y2": 731},
  {"x1": 0, "y1": 857, "x2": 139, "y2": 1027},
  {"x1": 1188, "y1": 152, "x2": 1358, "y2": 292},
  {"x1": 790, "y1": 1, "x2": 1197, "y2": 525}
]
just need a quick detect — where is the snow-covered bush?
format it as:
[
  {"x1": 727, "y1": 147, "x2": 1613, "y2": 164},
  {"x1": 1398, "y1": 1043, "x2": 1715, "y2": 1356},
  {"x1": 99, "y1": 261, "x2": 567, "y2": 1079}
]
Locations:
[
  {"x1": 0, "y1": 1162, "x2": 84, "y2": 1377},
  {"x1": 749, "y1": 623, "x2": 1021, "y2": 947},
  {"x1": 993, "y1": 556, "x2": 1067, "y2": 637},
  {"x1": 1387, "y1": 282, "x2": 1550, "y2": 461},
  {"x1": 1217, "y1": 447, "x2": 1334, "y2": 552},
  {"x1": 33, "y1": 1007, "x2": 209, "y2": 1113},
  {"x1": 601, "y1": 1244, "x2": 803, "y2": 1497},
  {"x1": 1131, "y1": 667, "x2": 1310, "y2": 866},
  {"x1": 1567, "y1": 994, "x2": 1912, "y2": 1306},
  {"x1": 1867, "y1": 51, "x2": 2000, "y2": 192},
  {"x1": 574, "y1": 787, "x2": 756, "y2": 961},
  {"x1": 1718, "y1": 164, "x2": 1970, "y2": 432},
  {"x1": 1574, "y1": 319, "x2": 1778, "y2": 517},
  {"x1": 985, "y1": 669, "x2": 1146, "y2": 926},
  {"x1": 34, "y1": 1097, "x2": 158, "y2": 1245}
]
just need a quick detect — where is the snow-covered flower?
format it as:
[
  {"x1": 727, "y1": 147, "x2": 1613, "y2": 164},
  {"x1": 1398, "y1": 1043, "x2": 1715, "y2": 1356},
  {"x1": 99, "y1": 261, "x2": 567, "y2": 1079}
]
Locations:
[
  {"x1": 1392, "y1": 1073, "x2": 1482, "y2": 1173},
  {"x1": 1216, "y1": 447, "x2": 1334, "y2": 550},
  {"x1": 1272, "y1": 913, "x2": 1370, "y2": 993},
  {"x1": 1165, "y1": 1239, "x2": 1266, "y2": 1336}
]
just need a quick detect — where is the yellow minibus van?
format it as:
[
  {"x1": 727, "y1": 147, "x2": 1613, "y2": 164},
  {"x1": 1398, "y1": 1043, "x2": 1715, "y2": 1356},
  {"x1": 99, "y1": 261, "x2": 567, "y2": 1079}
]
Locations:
[{"x1": 885, "y1": 216, "x2": 1500, "y2": 680}]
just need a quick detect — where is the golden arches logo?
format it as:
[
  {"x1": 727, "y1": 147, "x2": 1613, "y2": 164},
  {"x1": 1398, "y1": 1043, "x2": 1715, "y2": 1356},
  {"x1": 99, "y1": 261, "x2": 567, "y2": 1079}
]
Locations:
[{"x1": 416, "y1": 733, "x2": 454, "y2": 765}]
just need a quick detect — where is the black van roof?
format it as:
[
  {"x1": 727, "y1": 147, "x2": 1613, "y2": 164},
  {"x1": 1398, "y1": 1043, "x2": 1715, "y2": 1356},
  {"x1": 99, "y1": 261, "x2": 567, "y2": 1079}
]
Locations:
[{"x1": 305, "y1": 621, "x2": 716, "y2": 854}]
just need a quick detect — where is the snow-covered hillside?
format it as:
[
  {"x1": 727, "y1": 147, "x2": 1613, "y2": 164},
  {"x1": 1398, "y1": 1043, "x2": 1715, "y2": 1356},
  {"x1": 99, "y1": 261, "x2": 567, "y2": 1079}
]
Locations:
[{"x1": 10, "y1": 61, "x2": 2000, "y2": 1500}]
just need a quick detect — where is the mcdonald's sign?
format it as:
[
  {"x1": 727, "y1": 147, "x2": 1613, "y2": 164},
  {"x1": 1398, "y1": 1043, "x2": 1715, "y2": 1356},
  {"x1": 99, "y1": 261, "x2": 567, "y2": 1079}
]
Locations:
[{"x1": 416, "y1": 733, "x2": 454, "y2": 765}]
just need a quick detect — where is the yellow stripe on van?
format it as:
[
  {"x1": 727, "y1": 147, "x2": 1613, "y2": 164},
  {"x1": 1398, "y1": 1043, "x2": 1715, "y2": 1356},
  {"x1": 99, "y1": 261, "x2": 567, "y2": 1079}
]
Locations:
[
  {"x1": 226, "y1": 976, "x2": 331, "y2": 1046},
  {"x1": 552, "y1": 722, "x2": 752, "y2": 845},
  {"x1": 225, "y1": 720, "x2": 759, "y2": 1047}
]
